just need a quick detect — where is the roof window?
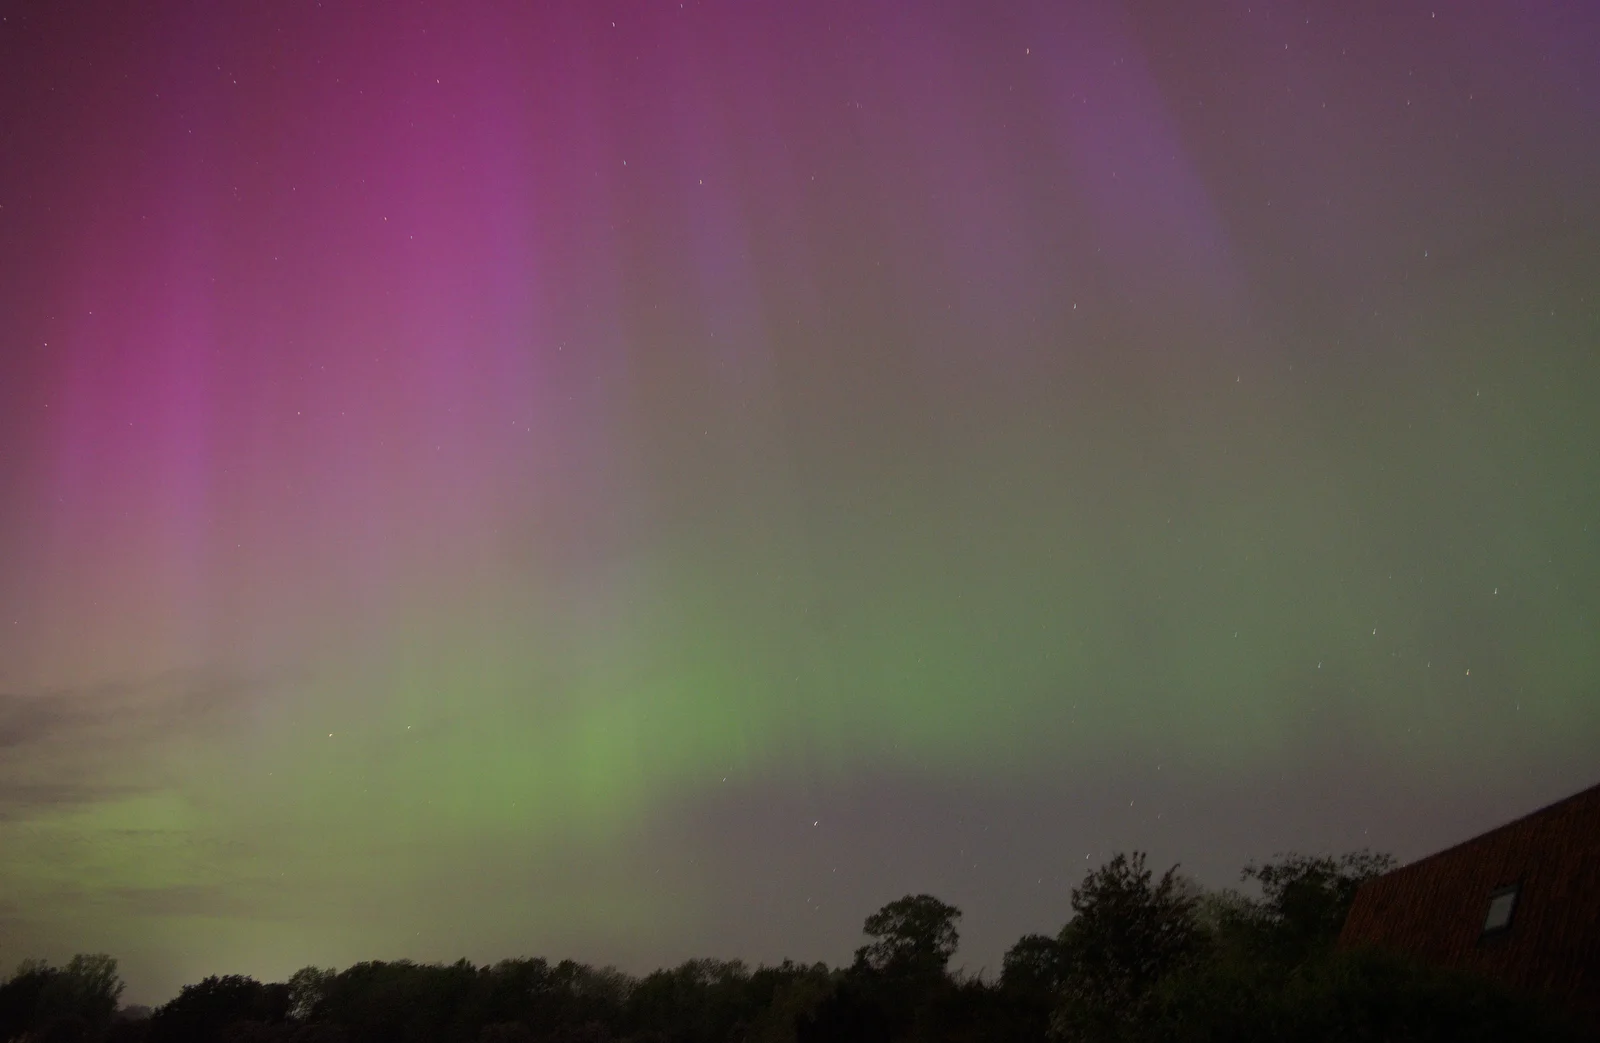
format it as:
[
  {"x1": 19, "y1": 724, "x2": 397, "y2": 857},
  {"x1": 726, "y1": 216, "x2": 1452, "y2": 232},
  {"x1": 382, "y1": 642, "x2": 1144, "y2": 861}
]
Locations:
[{"x1": 1482, "y1": 884, "x2": 1518, "y2": 934}]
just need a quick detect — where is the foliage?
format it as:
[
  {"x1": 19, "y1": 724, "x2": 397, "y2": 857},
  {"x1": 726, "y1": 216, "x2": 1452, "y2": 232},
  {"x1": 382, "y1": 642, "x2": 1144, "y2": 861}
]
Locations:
[
  {"x1": 742, "y1": 967, "x2": 832, "y2": 1043},
  {"x1": 795, "y1": 979, "x2": 893, "y2": 1043},
  {"x1": 148, "y1": 975, "x2": 289, "y2": 1043},
  {"x1": 854, "y1": 895, "x2": 963, "y2": 980},
  {"x1": 1001, "y1": 934, "x2": 1066, "y2": 996},
  {"x1": 1137, "y1": 944, "x2": 1595, "y2": 1043},
  {"x1": 1239, "y1": 849, "x2": 1395, "y2": 964},
  {"x1": 624, "y1": 958, "x2": 757, "y2": 1043},
  {"x1": 1049, "y1": 852, "x2": 1205, "y2": 1041},
  {"x1": 0, "y1": 954, "x2": 126, "y2": 1042},
  {"x1": 285, "y1": 968, "x2": 334, "y2": 1022},
  {"x1": 15, "y1": 846, "x2": 1595, "y2": 1043},
  {"x1": 47, "y1": 956, "x2": 127, "y2": 1026},
  {"x1": 0, "y1": 961, "x2": 54, "y2": 1041}
]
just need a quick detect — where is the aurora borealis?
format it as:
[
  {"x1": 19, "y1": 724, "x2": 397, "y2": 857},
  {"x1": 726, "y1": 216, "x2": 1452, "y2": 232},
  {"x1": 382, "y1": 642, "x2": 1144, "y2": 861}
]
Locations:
[{"x1": 1, "y1": 0, "x2": 1598, "y2": 1003}]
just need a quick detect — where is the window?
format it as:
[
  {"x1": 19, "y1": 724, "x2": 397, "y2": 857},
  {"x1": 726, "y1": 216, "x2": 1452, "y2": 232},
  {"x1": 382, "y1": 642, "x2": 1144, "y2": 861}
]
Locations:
[{"x1": 1482, "y1": 884, "x2": 1518, "y2": 934}]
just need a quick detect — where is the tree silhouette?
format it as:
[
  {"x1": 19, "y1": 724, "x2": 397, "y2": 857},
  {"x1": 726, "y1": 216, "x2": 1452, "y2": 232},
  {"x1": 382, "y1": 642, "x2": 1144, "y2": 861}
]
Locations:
[
  {"x1": 1051, "y1": 852, "x2": 1204, "y2": 1041},
  {"x1": 286, "y1": 966, "x2": 335, "y2": 1022},
  {"x1": 743, "y1": 967, "x2": 832, "y2": 1043},
  {"x1": 854, "y1": 894, "x2": 962, "y2": 979},
  {"x1": 12, "y1": 842, "x2": 1595, "y2": 1043},
  {"x1": 1001, "y1": 933, "x2": 1067, "y2": 996},
  {"x1": 0, "y1": 954, "x2": 126, "y2": 1042},
  {"x1": 795, "y1": 981, "x2": 892, "y2": 1043},
  {"x1": 46, "y1": 955, "x2": 126, "y2": 1026},
  {"x1": 1241, "y1": 849, "x2": 1395, "y2": 964},
  {"x1": 148, "y1": 974, "x2": 288, "y2": 1043},
  {"x1": 0, "y1": 960, "x2": 55, "y2": 1041},
  {"x1": 624, "y1": 958, "x2": 754, "y2": 1043}
]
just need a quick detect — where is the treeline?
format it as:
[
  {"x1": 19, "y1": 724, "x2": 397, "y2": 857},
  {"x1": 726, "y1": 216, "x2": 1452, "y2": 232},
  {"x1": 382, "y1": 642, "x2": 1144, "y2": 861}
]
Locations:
[{"x1": 4, "y1": 850, "x2": 1593, "y2": 1043}]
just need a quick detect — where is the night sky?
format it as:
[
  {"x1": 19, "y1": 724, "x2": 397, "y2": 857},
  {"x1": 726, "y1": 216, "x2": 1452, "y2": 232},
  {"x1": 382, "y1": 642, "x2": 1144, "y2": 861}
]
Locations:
[{"x1": 2, "y1": 0, "x2": 1598, "y2": 1005}]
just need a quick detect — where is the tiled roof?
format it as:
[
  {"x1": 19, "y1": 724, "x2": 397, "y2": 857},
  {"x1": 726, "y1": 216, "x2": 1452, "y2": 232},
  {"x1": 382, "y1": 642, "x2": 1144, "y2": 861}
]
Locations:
[{"x1": 1338, "y1": 780, "x2": 1600, "y2": 1022}]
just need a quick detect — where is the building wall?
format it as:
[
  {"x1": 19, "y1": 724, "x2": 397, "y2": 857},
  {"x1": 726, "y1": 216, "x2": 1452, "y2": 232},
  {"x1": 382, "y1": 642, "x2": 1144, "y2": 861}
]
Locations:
[{"x1": 1338, "y1": 782, "x2": 1600, "y2": 1023}]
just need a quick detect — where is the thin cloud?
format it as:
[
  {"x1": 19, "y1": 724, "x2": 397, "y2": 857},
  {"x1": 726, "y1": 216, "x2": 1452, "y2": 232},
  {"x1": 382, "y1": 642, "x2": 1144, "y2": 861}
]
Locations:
[{"x1": 0, "y1": 668, "x2": 299, "y2": 820}]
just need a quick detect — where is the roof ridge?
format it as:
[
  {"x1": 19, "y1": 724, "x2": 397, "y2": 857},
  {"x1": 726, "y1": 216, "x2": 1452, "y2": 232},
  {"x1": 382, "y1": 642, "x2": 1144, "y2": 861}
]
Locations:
[{"x1": 1385, "y1": 778, "x2": 1600, "y2": 877}]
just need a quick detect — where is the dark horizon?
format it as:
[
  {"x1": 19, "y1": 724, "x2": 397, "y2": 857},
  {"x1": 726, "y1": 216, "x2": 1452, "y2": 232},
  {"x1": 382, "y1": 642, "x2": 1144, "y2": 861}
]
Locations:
[{"x1": 7, "y1": 846, "x2": 1594, "y2": 1043}]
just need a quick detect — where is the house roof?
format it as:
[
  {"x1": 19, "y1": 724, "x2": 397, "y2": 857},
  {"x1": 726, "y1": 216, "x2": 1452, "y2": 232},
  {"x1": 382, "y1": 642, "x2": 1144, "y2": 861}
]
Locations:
[{"x1": 1339, "y1": 779, "x2": 1600, "y2": 1022}]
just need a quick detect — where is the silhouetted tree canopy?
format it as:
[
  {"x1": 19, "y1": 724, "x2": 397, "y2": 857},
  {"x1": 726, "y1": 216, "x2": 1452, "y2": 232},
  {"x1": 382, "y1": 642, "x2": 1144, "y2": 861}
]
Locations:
[
  {"x1": 0, "y1": 954, "x2": 125, "y2": 1043},
  {"x1": 1240, "y1": 849, "x2": 1396, "y2": 964},
  {"x1": 148, "y1": 974, "x2": 288, "y2": 1043},
  {"x1": 1052, "y1": 852, "x2": 1205, "y2": 1032},
  {"x1": 854, "y1": 895, "x2": 962, "y2": 979},
  {"x1": 795, "y1": 980, "x2": 892, "y2": 1043},
  {"x1": 12, "y1": 846, "x2": 1594, "y2": 1043},
  {"x1": 1001, "y1": 934, "x2": 1067, "y2": 996},
  {"x1": 285, "y1": 967, "x2": 334, "y2": 1022},
  {"x1": 1137, "y1": 944, "x2": 1592, "y2": 1043}
]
